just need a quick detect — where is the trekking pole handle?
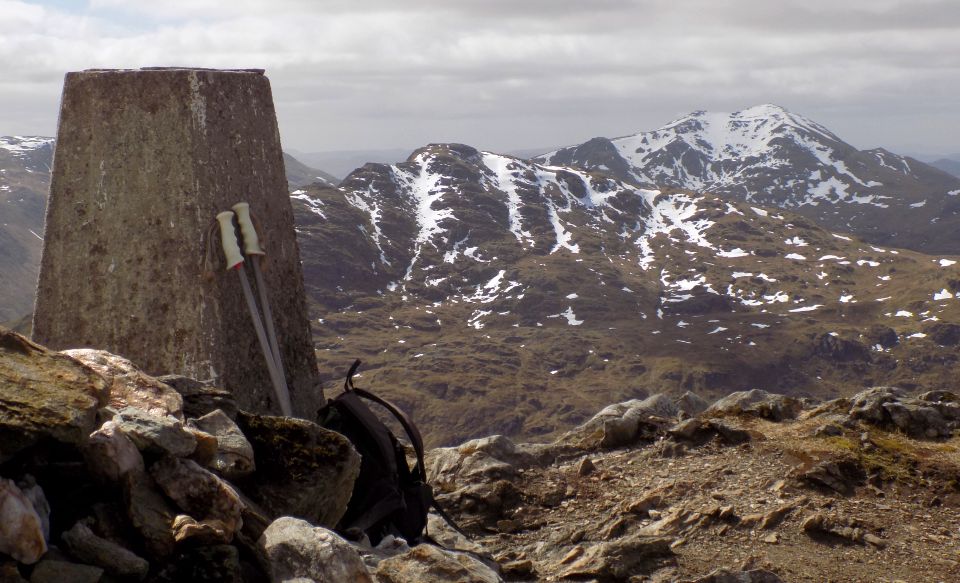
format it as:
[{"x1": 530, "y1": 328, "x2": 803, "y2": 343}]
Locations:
[
  {"x1": 216, "y1": 211, "x2": 245, "y2": 270},
  {"x1": 232, "y1": 202, "x2": 265, "y2": 256}
]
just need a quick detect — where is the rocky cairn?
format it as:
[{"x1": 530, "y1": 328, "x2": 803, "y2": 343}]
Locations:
[{"x1": 0, "y1": 327, "x2": 504, "y2": 582}]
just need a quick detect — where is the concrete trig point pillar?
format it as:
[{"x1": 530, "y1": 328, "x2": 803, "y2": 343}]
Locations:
[{"x1": 33, "y1": 68, "x2": 322, "y2": 417}]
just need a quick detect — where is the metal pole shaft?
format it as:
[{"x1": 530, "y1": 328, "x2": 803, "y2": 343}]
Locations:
[{"x1": 237, "y1": 266, "x2": 292, "y2": 416}]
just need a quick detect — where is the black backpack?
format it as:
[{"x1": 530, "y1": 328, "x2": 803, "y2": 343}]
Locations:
[{"x1": 318, "y1": 360, "x2": 462, "y2": 545}]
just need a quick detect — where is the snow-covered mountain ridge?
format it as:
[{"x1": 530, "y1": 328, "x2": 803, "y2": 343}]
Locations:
[
  {"x1": 292, "y1": 142, "x2": 960, "y2": 446},
  {"x1": 539, "y1": 105, "x2": 960, "y2": 254}
]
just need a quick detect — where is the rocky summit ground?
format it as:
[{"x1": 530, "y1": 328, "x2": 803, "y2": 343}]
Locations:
[{"x1": 426, "y1": 388, "x2": 960, "y2": 582}]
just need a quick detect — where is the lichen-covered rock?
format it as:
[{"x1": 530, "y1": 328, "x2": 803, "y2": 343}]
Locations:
[
  {"x1": 0, "y1": 477, "x2": 47, "y2": 564},
  {"x1": 83, "y1": 420, "x2": 145, "y2": 483},
  {"x1": 189, "y1": 409, "x2": 255, "y2": 479},
  {"x1": 376, "y1": 544, "x2": 503, "y2": 583},
  {"x1": 235, "y1": 413, "x2": 359, "y2": 527},
  {"x1": 704, "y1": 389, "x2": 804, "y2": 421},
  {"x1": 112, "y1": 407, "x2": 197, "y2": 457},
  {"x1": 62, "y1": 349, "x2": 184, "y2": 419},
  {"x1": 258, "y1": 517, "x2": 372, "y2": 582},
  {"x1": 149, "y1": 458, "x2": 244, "y2": 543},
  {"x1": 0, "y1": 328, "x2": 106, "y2": 457},
  {"x1": 61, "y1": 521, "x2": 149, "y2": 579}
]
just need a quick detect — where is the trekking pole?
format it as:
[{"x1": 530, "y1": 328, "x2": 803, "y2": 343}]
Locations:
[
  {"x1": 215, "y1": 211, "x2": 292, "y2": 417},
  {"x1": 232, "y1": 202, "x2": 286, "y2": 381}
]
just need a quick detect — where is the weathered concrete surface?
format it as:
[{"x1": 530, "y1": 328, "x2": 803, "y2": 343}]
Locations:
[{"x1": 33, "y1": 68, "x2": 321, "y2": 417}]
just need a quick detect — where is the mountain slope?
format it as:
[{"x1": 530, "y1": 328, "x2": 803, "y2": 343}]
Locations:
[
  {"x1": 538, "y1": 105, "x2": 960, "y2": 254},
  {"x1": 292, "y1": 144, "x2": 960, "y2": 447},
  {"x1": 0, "y1": 136, "x2": 54, "y2": 322}
]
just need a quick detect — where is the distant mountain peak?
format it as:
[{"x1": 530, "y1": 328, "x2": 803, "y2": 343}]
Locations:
[{"x1": 538, "y1": 106, "x2": 960, "y2": 253}]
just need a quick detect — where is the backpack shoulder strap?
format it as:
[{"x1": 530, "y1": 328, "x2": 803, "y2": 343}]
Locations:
[{"x1": 352, "y1": 386, "x2": 427, "y2": 482}]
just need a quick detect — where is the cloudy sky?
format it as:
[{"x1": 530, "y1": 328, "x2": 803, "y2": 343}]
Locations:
[{"x1": 1, "y1": 0, "x2": 958, "y2": 158}]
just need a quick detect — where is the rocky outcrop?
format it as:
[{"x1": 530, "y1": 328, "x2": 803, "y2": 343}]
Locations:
[
  {"x1": 849, "y1": 386, "x2": 960, "y2": 438},
  {"x1": 258, "y1": 517, "x2": 373, "y2": 583},
  {"x1": 704, "y1": 389, "x2": 804, "y2": 421}
]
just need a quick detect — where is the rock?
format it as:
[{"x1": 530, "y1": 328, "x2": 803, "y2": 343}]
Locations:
[
  {"x1": 848, "y1": 386, "x2": 907, "y2": 425},
  {"x1": 660, "y1": 441, "x2": 688, "y2": 458},
  {"x1": 675, "y1": 391, "x2": 711, "y2": 416},
  {"x1": 61, "y1": 521, "x2": 149, "y2": 579},
  {"x1": 501, "y1": 559, "x2": 535, "y2": 579},
  {"x1": 798, "y1": 460, "x2": 864, "y2": 495},
  {"x1": 82, "y1": 420, "x2": 145, "y2": 483},
  {"x1": 848, "y1": 387, "x2": 960, "y2": 438},
  {"x1": 557, "y1": 534, "x2": 674, "y2": 581},
  {"x1": 681, "y1": 567, "x2": 784, "y2": 583},
  {"x1": 16, "y1": 476, "x2": 50, "y2": 542},
  {"x1": 813, "y1": 333, "x2": 869, "y2": 361},
  {"x1": 918, "y1": 390, "x2": 958, "y2": 403},
  {"x1": 150, "y1": 457, "x2": 244, "y2": 543},
  {"x1": 865, "y1": 325, "x2": 899, "y2": 349},
  {"x1": 577, "y1": 457, "x2": 596, "y2": 476},
  {"x1": 560, "y1": 393, "x2": 705, "y2": 449},
  {"x1": 704, "y1": 389, "x2": 804, "y2": 421},
  {"x1": 668, "y1": 418, "x2": 705, "y2": 441},
  {"x1": 813, "y1": 423, "x2": 844, "y2": 437},
  {"x1": 427, "y1": 435, "x2": 529, "y2": 488},
  {"x1": 706, "y1": 420, "x2": 752, "y2": 445},
  {"x1": 739, "y1": 499, "x2": 804, "y2": 530},
  {"x1": 426, "y1": 435, "x2": 566, "y2": 491},
  {"x1": 0, "y1": 329, "x2": 106, "y2": 457},
  {"x1": 188, "y1": 409, "x2": 255, "y2": 479},
  {"x1": 436, "y1": 480, "x2": 522, "y2": 527},
  {"x1": 0, "y1": 478, "x2": 47, "y2": 564},
  {"x1": 148, "y1": 544, "x2": 243, "y2": 583},
  {"x1": 122, "y1": 470, "x2": 177, "y2": 559},
  {"x1": 28, "y1": 559, "x2": 104, "y2": 583},
  {"x1": 625, "y1": 492, "x2": 663, "y2": 516},
  {"x1": 424, "y1": 514, "x2": 485, "y2": 556},
  {"x1": 112, "y1": 407, "x2": 197, "y2": 457},
  {"x1": 925, "y1": 322, "x2": 960, "y2": 346},
  {"x1": 186, "y1": 426, "x2": 221, "y2": 466},
  {"x1": 235, "y1": 413, "x2": 360, "y2": 528},
  {"x1": 158, "y1": 375, "x2": 239, "y2": 420},
  {"x1": 800, "y1": 512, "x2": 880, "y2": 546},
  {"x1": 171, "y1": 514, "x2": 232, "y2": 546},
  {"x1": 377, "y1": 544, "x2": 503, "y2": 583},
  {"x1": 0, "y1": 560, "x2": 27, "y2": 582},
  {"x1": 883, "y1": 400, "x2": 959, "y2": 438},
  {"x1": 62, "y1": 349, "x2": 184, "y2": 419},
  {"x1": 258, "y1": 516, "x2": 373, "y2": 582}
]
